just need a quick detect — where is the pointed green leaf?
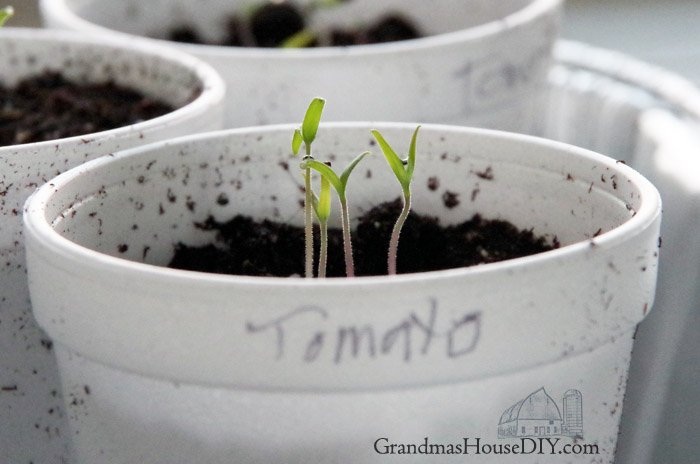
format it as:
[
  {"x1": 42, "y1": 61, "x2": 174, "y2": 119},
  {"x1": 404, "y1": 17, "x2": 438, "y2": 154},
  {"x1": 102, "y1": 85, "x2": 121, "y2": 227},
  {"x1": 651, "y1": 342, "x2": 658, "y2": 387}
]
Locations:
[
  {"x1": 292, "y1": 128, "x2": 303, "y2": 155},
  {"x1": 301, "y1": 98, "x2": 325, "y2": 146},
  {"x1": 371, "y1": 130, "x2": 409, "y2": 189},
  {"x1": 339, "y1": 151, "x2": 370, "y2": 190},
  {"x1": 301, "y1": 159, "x2": 342, "y2": 194},
  {"x1": 302, "y1": 173, "x2": 330, "y2": 223},
  {"x1": 406, "y1": 125, "x2": 420, "y2": 180},
  {"x1": 317, "y1": 176, "x2": 331, "y2": 222},
  {"x1": 0, "y1": 6, "x2": 13, "y2": 27}
]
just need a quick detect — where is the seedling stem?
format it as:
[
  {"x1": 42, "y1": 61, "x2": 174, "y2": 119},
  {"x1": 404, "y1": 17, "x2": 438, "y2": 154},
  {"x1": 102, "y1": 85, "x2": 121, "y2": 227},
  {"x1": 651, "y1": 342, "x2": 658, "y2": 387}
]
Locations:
[{"x1": 315, "y1": 175, "x2": 331, "y2": 277}]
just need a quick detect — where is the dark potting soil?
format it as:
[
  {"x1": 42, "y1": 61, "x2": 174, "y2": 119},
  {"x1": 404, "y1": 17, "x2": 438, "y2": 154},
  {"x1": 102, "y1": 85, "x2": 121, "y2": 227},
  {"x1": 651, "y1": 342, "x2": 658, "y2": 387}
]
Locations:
[
  {"x1": 0, "y1": 71, "x2": 176, "y2": 146},
  {"x1": 167, "y1": 1, "x2": 421, "y2": 48},
  {"x1": 168, "y1": 199, "x2": 557, "y2": 278}
]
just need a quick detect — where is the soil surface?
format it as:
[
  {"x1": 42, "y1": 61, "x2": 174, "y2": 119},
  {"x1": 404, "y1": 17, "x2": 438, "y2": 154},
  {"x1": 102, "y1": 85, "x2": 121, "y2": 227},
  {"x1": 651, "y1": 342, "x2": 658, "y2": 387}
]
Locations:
[
  {"x1": 169, "y1": 199, "x2": 557, "y2": 277},
  {"x1": 168, "y1": 1, "x2": 420, "y2": 47},
  {"x1": 0, "y1": 72, "x2": 175, "y2": 146}
]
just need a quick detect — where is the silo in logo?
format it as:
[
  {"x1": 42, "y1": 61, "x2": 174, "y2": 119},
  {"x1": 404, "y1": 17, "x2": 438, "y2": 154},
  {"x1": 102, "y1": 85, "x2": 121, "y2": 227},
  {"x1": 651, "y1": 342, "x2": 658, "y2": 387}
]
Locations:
[
  {"x1": 562, "y1": 389, "x2": 583, "y2": 438},
  {"x1": 498, "y1": 387, "x2": 584, "y2": 439}
]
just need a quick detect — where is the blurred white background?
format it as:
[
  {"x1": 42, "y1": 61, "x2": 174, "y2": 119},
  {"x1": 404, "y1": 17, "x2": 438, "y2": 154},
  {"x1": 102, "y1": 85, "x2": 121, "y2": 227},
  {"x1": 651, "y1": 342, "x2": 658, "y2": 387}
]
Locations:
[
  {"x1": 10, "y1": 0, "x2": 700, "y2": 86},
  {"x1": 564, "y1": 0, "x2": 700, "y2": 85}
]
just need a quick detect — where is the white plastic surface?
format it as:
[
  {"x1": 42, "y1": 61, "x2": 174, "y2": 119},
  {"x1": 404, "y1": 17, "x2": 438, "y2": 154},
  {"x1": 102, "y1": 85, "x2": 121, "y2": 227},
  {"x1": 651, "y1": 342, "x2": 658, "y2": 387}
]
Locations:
[
  {"x1": 40, "y1": 0, "x2": 562, "y2": 132},
  {"x1": 0, "y1": 27, "x2": 225, "y2": 464},
  {"x1": 546, "y1": 41, "x2": 700, "y2": 464}
]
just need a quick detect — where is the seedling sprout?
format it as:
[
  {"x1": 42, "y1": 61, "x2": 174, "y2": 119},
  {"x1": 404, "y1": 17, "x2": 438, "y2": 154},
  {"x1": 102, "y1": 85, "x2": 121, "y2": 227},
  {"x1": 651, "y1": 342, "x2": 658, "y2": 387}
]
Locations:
[
  {"x1": 371, "y1": 126, "x2": 421, "y2": 275},
  {"x1": 274, "y1": 0, "x2": 347, "y2": 48},
  {"x1": 281, "y1": 29, "x2": 316, "y2": 48},
  {"x1": 292, "y1": 98, "x2": 421, "y2": 277},
  {"x1": 292, "y1": 97, "x2": 325, "y2": 278},
  {"x1": 0, "y1": 6, "x2": 14, "y2": 27}
]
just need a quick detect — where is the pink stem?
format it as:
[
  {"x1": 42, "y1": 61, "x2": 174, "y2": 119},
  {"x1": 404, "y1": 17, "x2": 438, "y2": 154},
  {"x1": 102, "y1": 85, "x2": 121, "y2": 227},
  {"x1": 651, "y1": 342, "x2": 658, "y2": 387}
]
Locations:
[{"x1": 388, "y1": 191, "x2": 411, "y2": 275}]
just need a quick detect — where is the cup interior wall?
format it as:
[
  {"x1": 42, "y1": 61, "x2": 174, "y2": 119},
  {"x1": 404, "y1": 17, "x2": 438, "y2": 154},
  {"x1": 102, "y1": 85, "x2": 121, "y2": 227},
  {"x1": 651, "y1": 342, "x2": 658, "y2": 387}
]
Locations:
[{"x1": 43, "y1": 125, "x2": 641, "y2": 270}]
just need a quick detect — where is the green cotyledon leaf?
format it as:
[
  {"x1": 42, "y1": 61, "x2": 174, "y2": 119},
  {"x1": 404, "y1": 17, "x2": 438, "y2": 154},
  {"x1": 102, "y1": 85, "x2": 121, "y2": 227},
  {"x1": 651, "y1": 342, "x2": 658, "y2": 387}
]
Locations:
[
  {"x1": 301, "y1": 97, "x2": 325, "y2": 147},
  {"x1": 292, "y1": 128, "x2": 303, "y2": 155}
]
